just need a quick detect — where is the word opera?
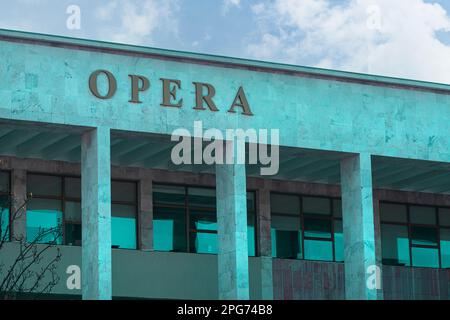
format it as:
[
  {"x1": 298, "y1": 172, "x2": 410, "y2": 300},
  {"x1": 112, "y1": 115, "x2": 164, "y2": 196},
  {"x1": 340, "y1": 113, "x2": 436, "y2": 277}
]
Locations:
[{"x1": 88, "y1": 69, "x2": 254, "y2": 116}]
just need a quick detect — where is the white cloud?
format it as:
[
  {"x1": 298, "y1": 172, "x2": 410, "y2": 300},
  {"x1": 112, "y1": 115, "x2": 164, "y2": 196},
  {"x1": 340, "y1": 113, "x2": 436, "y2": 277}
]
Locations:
[
  {"x1": 96, "y1": 0, "x2": 179, "y2": 45},
  {"x1": 247, "y1": 0, "x2": 450, "y2": 84},
  {"x1": 222, "y1": 0, "x2": 241, "y2": 14}
]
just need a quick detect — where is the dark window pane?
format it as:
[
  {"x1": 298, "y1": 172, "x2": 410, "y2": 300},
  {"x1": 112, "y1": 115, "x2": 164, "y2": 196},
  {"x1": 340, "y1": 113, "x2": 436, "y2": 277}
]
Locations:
[
  {"x1": 271, "y1": 215, "x2": 301, "y2": 259},
  {"x1": 439, "y1": 208, "x2": 450, "y2": 227},
  {"x1": 111, "y1": 204, "x2": 137, "y2": 249},
  {"x1": 65, "y1": 177, "x2": 81, "y2": 199},
  {"x1": 270, "y1": 194, "x2": 299, "y2": 215},
  {"x1": 304, "y1": 217, "x2": 331, "y2": 239},
  {"x1": 65, "y1": 223, "x2": 81, "y2": 246},
  {"x1": 190, "y1": 232, "x2": 217, "y2": 254},
  {"x1": 246, "y1": 192, "x2": 255, "y2": 212},
  {"x1": 188, "y1": 187, "x2": 215, "y2": 208},
  {"x1": 410, "y1": 206, "x2": 436, "y2": 225},
  {"x1": 304, "y1": 239, "x2": 333, "y2": 261},
  {"x1": 153, "y1": 184, "x2": 185, "y2": 206},
  {"x1": 303, "y1": 197, "x2": 330, "y2": 215},
  {"x1": 64, "y1": 201, "x2": 81, "y2": 223},
  {"x1": 190, "y1": 209, "x2": 216, "y2": 231},
  {"x1": 26, "y1": 198, "x2": 62, "y2": 244},
  {"x1": 153, "y1": 206, "x2": 186, "y2": 252},
  {"x1": 334, "y1": 220, "x2": 344, "y2": 262},
  {"x1": 411, "y1": 226, "x2": 438, "y2": 246},
  {"x1": 440, "y1": 229, "x2": 450, "y2": 268},
  {"x1": 381, "y1": 224, "x2": 410, "y2": 266},
  {"x1": 411, "y1": 247, "x2": 439, "y2": 268},
  {"x1": 27, "y1": 174, "x2": 62, "y2": 197},
  {"x1": 333, "y1": 199, "x2": 342, "y2": 218},
  {"x1": 380, "y1": 203, "x2": 407, "y2": 223},
  {"x1": 112, "y1": 181, "x2": 136, "y2": 203},
  {"x1": 0, "y1": 171, "x2": 9, "y2": 194}
]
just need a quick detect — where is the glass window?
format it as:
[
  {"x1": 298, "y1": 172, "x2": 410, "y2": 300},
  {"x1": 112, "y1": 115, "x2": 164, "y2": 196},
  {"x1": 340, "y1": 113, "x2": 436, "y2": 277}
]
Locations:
[
  {"x1": 153, "y1": 206, "x2": 186, "y2": 252},
  {"x1": 247, "y1": 211, "x2": 256, "y2": 257},
  {"x1": 303, "y1": 197, "x2": 330, "y2": 215},
  {"x1": 333, "y1": 199, "x2": 342, "y2": 218},
  {"x1": 65, "y1": 177, "x2": 81, "y2": 199},
  {"x1": 411, "y1": 226, "x2": 438, "y2": 246},
  {"x1": 27, "y1": 174, "x2": 61, "y2": 197},
  {"x1": 440, "y1": 229, "x2": 450, "y2": 268},
  {"x1": 190, "y1": 232, "x2": 217, "y2": 254},
  {"x1": 64, "y1": 201, "x2": 81, "y2": 223},
  {"x1": 304, "y1": 217, "x2": 331, "y2": 239},
  {"x1": 188, "y1": 187, "x2": 216, "y2": 208},
  {"x1": 439, "y1": 208, "x2": 450, "y2": 227},
  {"x1": 271, "y1": 194, "x2": 299, "y2": 215},
  {"x1": 153, "y1": 184, "x2": 256, "y2": 256},
  {"x1": 381, "y1": 224, "x2": 410, "y2": 266},
  {"x1": 111, "y1": 204, "x2": 137, "y2": 249},
  {"x1": 410, "y1": 206, "x2": 436, "y2": 225},
  {"x1": 112, "y1": 180, "x2": 136, "y2": 203},
  {"x1": 190, "y1": 209, "x2": 216, "y2": 231},
  {"x1": 26, "y1": 198, "x2": 62, "y2": 244},
  {"x1": 65, "y1": 223, "x2": 81, "y2": 246},
  {"x1": 304, "y1": 239, "x2": 333, "y2": 261},
  {"x1": 0, "y1": 171, "x2": 10, "y2": 194},
  {"x1": 0, "y1": 195, "x2": 9, "y2": 241},
  {"x1": 271, "y1": 215, "x2": 301, "y2": 259},
  {"x1": 411, "y1": 247, "x2": 439, "y2": 268},
  {"x1": 380, "y1": 203, "x2": 407, "y2": 223},
  {"x1": 153, "y1": 184, "x2": 185, "y2": 205},
  {"x1": 247, "y1": 192, "x2": 255, "y2": 212},
  {"x1": 334, "y1": 220, "x2": 344, "y2": 262}
]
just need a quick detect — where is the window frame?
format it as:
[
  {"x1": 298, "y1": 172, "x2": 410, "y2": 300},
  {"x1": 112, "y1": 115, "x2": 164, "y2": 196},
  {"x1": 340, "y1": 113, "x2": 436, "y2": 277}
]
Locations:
[
  {"x1": 0, "y1": 170, "x2": 11, "y2": 242},
  {"x1": 152, "y1": 182, "x2": 258, "y2": 256},
  {"x1": 380, "y1": 200, "x2": 450, "y2": 269},
  {"x1": 26, "y1": 173, "x2": 138, "y2": 249},
  {"x1": 271, "y1": 192, "x2": 342, "y2": 263}
]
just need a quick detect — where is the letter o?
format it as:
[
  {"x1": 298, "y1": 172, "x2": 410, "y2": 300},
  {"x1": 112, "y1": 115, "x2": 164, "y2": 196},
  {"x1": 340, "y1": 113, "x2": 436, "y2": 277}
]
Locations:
[{"x1": 89, "y1": 70, "x2": 117, "y2": 99}]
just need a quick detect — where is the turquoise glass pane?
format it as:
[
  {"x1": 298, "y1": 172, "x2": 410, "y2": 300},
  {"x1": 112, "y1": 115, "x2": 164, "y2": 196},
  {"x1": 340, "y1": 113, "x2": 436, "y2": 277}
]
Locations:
[
  {"x1": 440, "y1": 229, "x2": 450, "y2": 268},
  {"x1": 111, "y1": 216, "x2": 136, "y2": 249},
  {"x1": 112, "y1": 204, "x2": 137, "y2": 249},
  {"x1": 26, "y1": 199, "x2": 62, "y2": 244},
  {"x1": 411, "y1": 247, "x2": 439, "y2": 268},
  {"x1": 153, "y1": 207, "x2": 186, "y2": 252},
  {"x1": 334, "y1": 220, "x2": 344, "y2": 262},
  {"x1": 190, "y1": 232, "x2": 217, "y2": 254},
  {"x1": 304, "y1": 239, "x2": 333, "y2": 261},
  {"x1": 247, "y1": 225, "x2": 255, "y2": 257},
  {"x1": 381, "y1": 224, "x2": 410, "y2": 266},
  {"x1": 271, "y1": 214, "x2": 302, "y2": 259},
  {"x1": 1, "y1": 207, "x2": 9, "y2": 241}
]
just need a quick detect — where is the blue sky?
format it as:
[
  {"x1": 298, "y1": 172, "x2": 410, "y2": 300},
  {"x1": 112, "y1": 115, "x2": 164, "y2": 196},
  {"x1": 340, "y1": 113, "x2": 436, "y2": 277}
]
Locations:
[{"x1": 1, "y1": 0, "x2": 450, "y2": 84}]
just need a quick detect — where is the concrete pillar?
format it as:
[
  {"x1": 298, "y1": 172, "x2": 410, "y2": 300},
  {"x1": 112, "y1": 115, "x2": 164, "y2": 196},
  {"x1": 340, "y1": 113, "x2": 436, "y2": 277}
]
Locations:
[
  {"x1": 138, "y1": 171, "x2": 153, "y2": 250},
  {"x1": 81, "y1": 127, "x2": 112, "y2": 300},
  {"x1": 257, "y1": 186, "x2": 274, "y2": 300},
  {"x1": 216, "y1": 152, "x2": 249, "y2": 300},
  {"x1": 340, "y1": 153, "x2": 378, "y2": 300},
  {"x1": 11, "y1": 169, "x2": 27, "y2": 242},
  {"x1": 372, "y1": 193, "x2": 384, "y2": 300}
]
